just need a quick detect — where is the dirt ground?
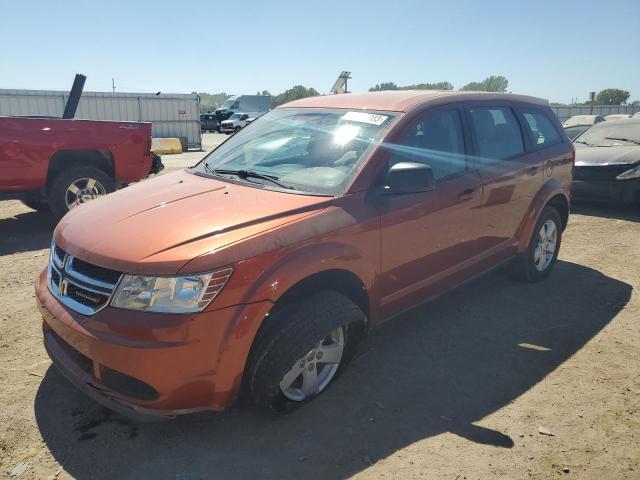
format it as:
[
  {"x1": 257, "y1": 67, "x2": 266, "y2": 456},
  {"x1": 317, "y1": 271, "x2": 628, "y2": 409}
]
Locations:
[{"x1": 0, "y1": 147, "x2": 638, "y2": 479}]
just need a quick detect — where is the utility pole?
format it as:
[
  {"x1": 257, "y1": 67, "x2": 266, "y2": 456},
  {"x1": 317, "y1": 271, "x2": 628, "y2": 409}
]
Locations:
[
  {"x1": 112, "y1": 78, "x2": 116, "y2": 93},
  {"x1": 589, "y1": 91, "x2": 595, "y2": 114}
]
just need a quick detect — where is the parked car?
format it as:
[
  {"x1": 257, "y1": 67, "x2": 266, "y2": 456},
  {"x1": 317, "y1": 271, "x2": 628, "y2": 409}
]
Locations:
[
  {"x1": 563, "y1": 124, "x2": 591, "y2": 141},
  {"x1": 200, "y1": 112, "x2": 219, "y2": 132},
  {"x1": 0, "y1": 117, "x2": 162, "y2": 218},
  {"x1": 572, "y1": 118, "x2": 640, "y2": 204},
  {"x1": 220, "y1": 112, "x2": 251, "y2": 134},
  {"x1": 215, "y1": 95, "x2": 271, "y2": 125},
  {"x1": 36, "y1": 91, "x2": 573, "y2": 419},
  {"x1": 563, "y1": 114, "x2": 605, "y2": 127},
  {"x1": 604, "y1": 114, "x2": 631, "y2": 121}
]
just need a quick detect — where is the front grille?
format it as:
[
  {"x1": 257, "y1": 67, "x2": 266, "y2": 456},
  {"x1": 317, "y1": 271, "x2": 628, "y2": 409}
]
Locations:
[
  {"x1": 48, "y1": 244, "x2": 122, "y2": 315},
  {"x1": 574, "y1": 164, "x2": 631, "y2": 182}
]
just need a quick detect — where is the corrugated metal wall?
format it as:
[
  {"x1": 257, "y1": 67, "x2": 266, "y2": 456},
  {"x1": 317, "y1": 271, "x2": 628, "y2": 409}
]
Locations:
[
  {"x1": 551, "y1": 105, "x2": 639, "y2": 122},
  {"x1": 0, "y1": 90, "x2": 202, "y2": 149}
]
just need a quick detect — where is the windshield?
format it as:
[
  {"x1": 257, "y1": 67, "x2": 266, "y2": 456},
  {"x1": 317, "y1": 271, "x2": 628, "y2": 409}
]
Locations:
[
  {"x1": 576, "y1": 122, "x2": 640, "y2": 146},
  {"x1": 193, "y1": 108, "x2": 398, "y2": 196},
  {"x1": 229, "y1": 113, "x2": 242, "y2": 120}
]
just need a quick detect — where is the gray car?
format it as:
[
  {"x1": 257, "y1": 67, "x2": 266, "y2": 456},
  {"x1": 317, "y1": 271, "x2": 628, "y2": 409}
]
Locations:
[{"x1": 572, "y1": 118, "x2": 640, "y2": 204}]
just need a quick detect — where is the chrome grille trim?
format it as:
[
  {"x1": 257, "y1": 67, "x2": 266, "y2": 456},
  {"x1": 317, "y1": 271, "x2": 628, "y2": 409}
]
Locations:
[{"x1": 48, "y1": 243, "x2": 122, "y2": 316}]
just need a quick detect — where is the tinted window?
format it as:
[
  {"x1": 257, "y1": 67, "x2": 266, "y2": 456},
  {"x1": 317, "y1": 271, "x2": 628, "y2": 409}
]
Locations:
[
  {"x1": 468, "y1": 107, "x2": 524, "y2": 162},
  {"x1": 522, "y1": 111, "x2": 561, "y2": 147},
  {"x1": 391, "y1": 109, "x2": 466, "y2": 180}
]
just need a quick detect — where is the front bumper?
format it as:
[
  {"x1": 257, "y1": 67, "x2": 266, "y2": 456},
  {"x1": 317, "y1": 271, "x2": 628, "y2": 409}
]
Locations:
[
  {"x1": 571, "y1": 179, "x2": 640, "y2": 204},
  {"x1": 35, "y1": 268, "x2": 272, "y2": 419}
]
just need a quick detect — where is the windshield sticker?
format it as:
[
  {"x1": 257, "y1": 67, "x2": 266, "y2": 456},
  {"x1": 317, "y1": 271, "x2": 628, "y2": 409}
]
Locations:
[{"x1": 342, "y1": 111, "x2": 389, "y2": 126}]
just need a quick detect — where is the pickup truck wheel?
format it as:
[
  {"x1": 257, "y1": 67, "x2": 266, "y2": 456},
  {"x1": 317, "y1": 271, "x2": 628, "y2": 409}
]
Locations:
[
  {"x1": 512, "y1": 205, "x2": 562, "y2": 282},
  {"x1": 48, "y1": 166, "x2": 115, "y2": 218},
  {"x1": 245, "y1": 291, "x2": 366, "y2": 412},
  {"x1": 234, "y1": 126, "x2": 241, "y2": 133},
  {"x1": 21, "y1": 195, "x2": 50, "y2": 213}
]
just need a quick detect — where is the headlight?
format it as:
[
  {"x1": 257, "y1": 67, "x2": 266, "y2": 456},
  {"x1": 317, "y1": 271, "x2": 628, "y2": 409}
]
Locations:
[
  {"x1": 617, "y1": 164, "x2": 640, "y2": 180},
  {"x1": 110, "y1": 268, "x2": 232, "y2": 313}
]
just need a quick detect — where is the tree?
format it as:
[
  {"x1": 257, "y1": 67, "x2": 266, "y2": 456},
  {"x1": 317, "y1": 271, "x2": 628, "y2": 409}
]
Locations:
[
  {"x1": 402, "y1": 81, "x2": 454, "y2": 91},
  {"x1": 369, "y1": 82, "x2": 399, "y2": 92},
  {"x1": 460, "y1": 75, "x2": 509, "y2": 92},
  {"x1": 595, "y1": 88, "x2": 630, "y2": 105},
  {"x1": 369, "y1": 81, "x2": 453, "y2": 92},
  {"x1": 194, "y1": 92, "x2": 231, "y2": 113},
  {"x1": 256, "y1": 90, "x2": 271, "y2": 96},
  {"x1": 272, "y1": 85, "x2": 320, "y2": 106}
]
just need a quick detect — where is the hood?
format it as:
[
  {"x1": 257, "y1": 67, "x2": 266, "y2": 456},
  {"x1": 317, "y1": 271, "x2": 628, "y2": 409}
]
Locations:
[
  {"x1": 574, "y1": 144, "x2": 640, "y2": 167},
  {"x1": 55, "y1": 169, "x2": 331, "y2": 274}
]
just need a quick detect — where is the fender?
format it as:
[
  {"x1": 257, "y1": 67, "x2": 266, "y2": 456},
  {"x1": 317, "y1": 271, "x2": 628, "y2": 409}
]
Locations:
[
  {"x1": 238, "y1": 241, "x2": 375, "y2": 307},
  {"x1": 515, "y1": 177, "x2": 570, "y2": 253}
]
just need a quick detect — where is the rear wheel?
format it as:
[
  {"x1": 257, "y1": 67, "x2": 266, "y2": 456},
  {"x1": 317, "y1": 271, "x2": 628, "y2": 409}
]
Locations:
[
  {"x1": 48, "y1": 166, "x2": 115, "y2": 219},
  {"x1": 512, "y1": 205, "x2": 562, "y2": 282},
  {"x1": 245, "y1": 291, "x2": 366, "y2": 412}
]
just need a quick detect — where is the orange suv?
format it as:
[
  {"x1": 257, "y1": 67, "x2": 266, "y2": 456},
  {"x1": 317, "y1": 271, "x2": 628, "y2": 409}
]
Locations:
[{"x1": 35, "y1": 91, "x2": 574, "y2": 419}]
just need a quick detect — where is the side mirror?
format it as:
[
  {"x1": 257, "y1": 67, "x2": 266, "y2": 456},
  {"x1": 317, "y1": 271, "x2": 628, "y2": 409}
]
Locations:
[{"x1": 383, "y1": 162, "x2": 435, "y2": 194}]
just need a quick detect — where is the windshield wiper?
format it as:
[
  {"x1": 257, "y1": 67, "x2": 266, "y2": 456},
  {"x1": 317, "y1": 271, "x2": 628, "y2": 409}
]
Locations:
[
  {"x1": 210, "y1": 168, "x2": 293, "y2": 190},
  {"x1": 604, "y1": 137, "x2": 640, "y2": 145},
  {"x1": 575, "y1": 140, "x2": 592, "y2": 145}
]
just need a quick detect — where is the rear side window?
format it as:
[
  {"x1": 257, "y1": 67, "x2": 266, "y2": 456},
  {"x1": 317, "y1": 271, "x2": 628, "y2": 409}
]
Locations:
[
  {"x1": 468, "y1": 107, "x2": 524, "y2": 162},
  {"x1": 521, "y1": 110, "x2": 561, "y2": 147},
  {"x1": 391, "y1": 109, "x2": 466, "y2": 181}
]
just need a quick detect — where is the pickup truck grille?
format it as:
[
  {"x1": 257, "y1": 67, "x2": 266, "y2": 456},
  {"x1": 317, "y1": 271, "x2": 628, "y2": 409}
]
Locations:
[{"x1": 48, "y1": 244, "x2": 122, "y2": 315}]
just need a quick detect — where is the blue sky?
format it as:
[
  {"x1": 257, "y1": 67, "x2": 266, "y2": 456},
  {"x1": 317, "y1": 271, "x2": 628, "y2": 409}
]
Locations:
[{"x1": 2, "y1": 0, "x2": 639, "y2": 103}]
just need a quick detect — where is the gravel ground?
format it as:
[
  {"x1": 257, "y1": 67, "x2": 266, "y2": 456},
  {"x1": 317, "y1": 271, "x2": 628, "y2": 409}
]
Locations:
[{"x1": 0, "y1": 146, "x2": 638, "y2": 479}]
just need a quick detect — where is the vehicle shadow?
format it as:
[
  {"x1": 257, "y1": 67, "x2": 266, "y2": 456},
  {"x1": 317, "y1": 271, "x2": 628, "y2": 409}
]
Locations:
[
  {"x1": 34, "y1": 261, "x2": 631, "y2": 480},
  {"x1": 572, "y1": 201, "x2": 640, "y2": 223},
  {"x1": 0, "y1": 210, "x2": 56, "y2": 255}
]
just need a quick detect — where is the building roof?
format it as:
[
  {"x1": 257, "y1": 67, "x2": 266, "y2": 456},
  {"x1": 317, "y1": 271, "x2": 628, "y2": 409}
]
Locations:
[{"x1": 280, "y1": 90, "x2": 548, "y2": 112}]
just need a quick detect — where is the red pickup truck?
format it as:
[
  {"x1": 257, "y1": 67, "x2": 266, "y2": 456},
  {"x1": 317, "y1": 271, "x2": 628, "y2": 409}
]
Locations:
[{"x1": 0, "y1": 116, "x2": 162, "y2": 217}]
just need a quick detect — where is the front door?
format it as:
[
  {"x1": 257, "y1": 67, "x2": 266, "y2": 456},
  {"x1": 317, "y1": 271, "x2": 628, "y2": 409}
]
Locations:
[{"x1": 378, "y1": 105, "x2": 484, "y2": 318}]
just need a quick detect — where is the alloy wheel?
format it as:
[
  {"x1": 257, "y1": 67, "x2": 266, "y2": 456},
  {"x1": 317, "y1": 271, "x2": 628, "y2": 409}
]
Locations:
[
  {"x1": 65, "y1": 178, "x2": 107, "y2": 210},
  {"x1": 533, "y1": 219, "x2": 557, "y2": 271},
  {"x1": 279, "y1": 327, "x2": 345, "y2": 401}
]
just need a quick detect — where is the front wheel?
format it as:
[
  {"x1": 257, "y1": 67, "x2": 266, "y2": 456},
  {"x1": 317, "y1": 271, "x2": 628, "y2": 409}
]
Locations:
[
  {"x1": 512, "y1": 205, "x2": 562, "y2": 282},
  {"x1": 245, "y1": 291, "x2": 366, "y2": 412},
  {"x1": 48, "y1": 166, "x2": 115, "y2": 219}
]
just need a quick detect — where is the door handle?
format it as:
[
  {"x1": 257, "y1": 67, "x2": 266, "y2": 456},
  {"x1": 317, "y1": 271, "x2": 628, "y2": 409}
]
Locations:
[{"x1": 458, "y1": 189, "x2": 477, "y2": 201}]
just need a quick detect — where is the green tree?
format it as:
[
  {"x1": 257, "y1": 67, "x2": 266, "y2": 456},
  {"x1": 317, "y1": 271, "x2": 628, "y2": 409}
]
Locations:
[
  {"x1": 272, "y1": 85, "x2": 320, "y2": 106},
  {"x1": 369, "y1": 82, "x2": 399, "y2": 92},
  {"x1": 194, "y1": 92, "x2": 231, "y2": 113},
  {"x1": 460, "y1": 75, "x2": 509, "y2": 92},
  {"x1": 595, "y1": 88, "x2": 630, "y2": 105},
  {"x1": 402, "y1": 81, "x2": 454, "y2": 90}
]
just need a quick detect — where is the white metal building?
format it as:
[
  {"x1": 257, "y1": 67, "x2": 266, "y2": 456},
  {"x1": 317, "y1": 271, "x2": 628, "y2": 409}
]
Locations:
[{"x1": 0, "y1": 89, "x2": 202, "y2": 149}]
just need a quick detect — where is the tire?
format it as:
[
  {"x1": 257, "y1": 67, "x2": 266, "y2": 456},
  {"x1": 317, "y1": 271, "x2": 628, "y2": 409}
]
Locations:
[
  {"x1": 245, "y1": 291, "x2": 366, "y2": 412},
  {"x1": 48, "y1": 166, "x2": 115, "y2": 219},
  {"x1": 21, "y1": 195, "x2": 50, "y2": 213},
  {"x1": 512, "y1": 205, "x2": 562, "y2": 282},
  {"x1": 234, "y1": 126, "x2": 241, "y2": 133}
]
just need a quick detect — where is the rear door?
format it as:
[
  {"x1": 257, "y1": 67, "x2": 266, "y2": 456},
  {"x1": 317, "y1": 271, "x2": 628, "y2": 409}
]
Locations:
[{"x1": 464, "y1": 102, "x2": 543, "y2": 252}]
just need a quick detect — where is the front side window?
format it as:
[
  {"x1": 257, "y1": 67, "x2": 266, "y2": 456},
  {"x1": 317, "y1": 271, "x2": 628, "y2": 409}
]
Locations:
[
  {"x1": 468, "y1": 106, "x2": 524, "y2": 162},
  {"x1": 194, "y1": 108, "x2": 397, "y2": 195},
  {"x1": 522, "y1": 110, "x2": 561, "y2": 147},
  {"x1": 388, "y1": 109, "x2": 466, "y2": 181}
]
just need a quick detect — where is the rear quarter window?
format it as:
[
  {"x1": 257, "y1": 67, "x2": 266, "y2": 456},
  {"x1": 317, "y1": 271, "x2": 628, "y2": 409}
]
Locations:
[{"x1": 521, "y1": 110, "x2": 562, "y2": 148}]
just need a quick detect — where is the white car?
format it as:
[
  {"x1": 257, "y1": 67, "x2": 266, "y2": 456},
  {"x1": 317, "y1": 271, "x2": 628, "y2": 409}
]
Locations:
[
  {"x1": 605, "y1": 114, "x2": 632, "y2": 121},
  {"x1": 220, "y1": 113, "x2": 251, "y2": 134},
  {"x1": 563, "y1": 114, "x2": 605, "y2": 127}
]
